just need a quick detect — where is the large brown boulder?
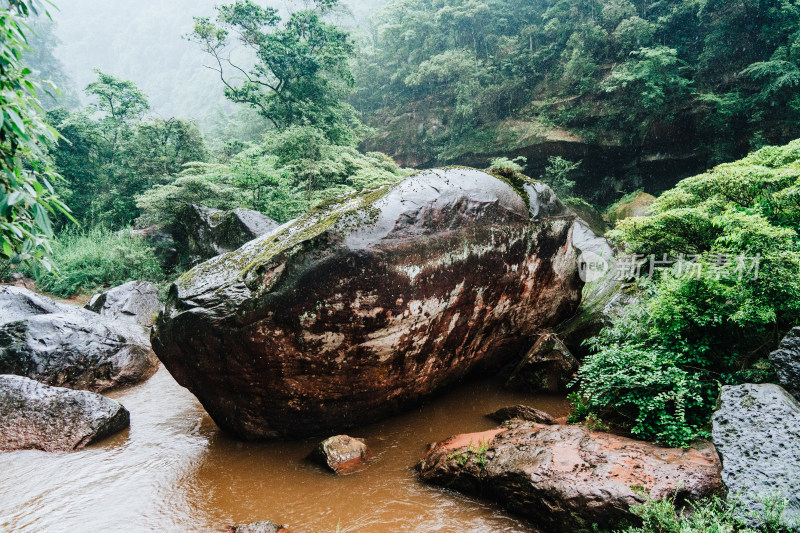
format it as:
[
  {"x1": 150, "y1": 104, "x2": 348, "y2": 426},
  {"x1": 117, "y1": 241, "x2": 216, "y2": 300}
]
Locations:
[
  {"x1": 0, "y1": 286, "x2": 157, "y2": 392},
  {"x1": 417, "y1": 423, "x2": 723, "y2": 532},
  {"x1": 0, "y1": 374, "x2": 129, "y2": 452},
  {"x1": 152, "y1": 168, "x2": 584, "y2": 439}
]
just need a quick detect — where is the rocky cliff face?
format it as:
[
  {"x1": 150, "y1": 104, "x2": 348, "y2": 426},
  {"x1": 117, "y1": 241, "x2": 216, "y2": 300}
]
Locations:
[{"x1": 152, "y1": 168, "x2": 584, "y2": 439}]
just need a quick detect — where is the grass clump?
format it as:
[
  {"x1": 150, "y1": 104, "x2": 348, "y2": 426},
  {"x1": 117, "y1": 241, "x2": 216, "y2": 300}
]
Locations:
[
  {"x1": 614, "y1": 493, "x2": 794, "y2": 533},
  {"x1": 22, "y1": 227, "x2": 164, "y2": 298}
]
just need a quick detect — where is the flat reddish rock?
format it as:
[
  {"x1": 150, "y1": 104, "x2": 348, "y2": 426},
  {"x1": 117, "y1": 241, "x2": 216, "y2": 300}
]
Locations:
[{"x1": 417, "y1": 423, "x2": 723, "y2": 532}]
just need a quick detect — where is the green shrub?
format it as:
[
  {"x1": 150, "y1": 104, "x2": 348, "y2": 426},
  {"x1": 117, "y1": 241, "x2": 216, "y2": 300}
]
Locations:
[
  {"x1": 23, "y1": 227, "x2": 164, "y2": 298},
  {"x1": 573, "y1": 140, "x2": 800, "y2": 446}
]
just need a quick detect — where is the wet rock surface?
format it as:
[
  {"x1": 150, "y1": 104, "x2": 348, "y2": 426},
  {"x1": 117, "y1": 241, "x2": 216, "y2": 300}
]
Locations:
[
  {"x1": 417, "y1": 423, "x2": 722, "y2": 533},
  {"x1": 505, "y1": 333, "x2": 579, "y2": 392},
  {"x1": 152, "y1": 168, "x2": 584, "y2": 439},
  {"x1": 0, "y1": 286, "x2": 157, "y2": 392},
  {"x1": 309, "y1": 434, "x2": 368, "y2": 474},
  {"x1": 86, "y1": 280, "x2": 163, "y2": 328},
  {"x1": 178, "y1": 204, "x2": 280, "y2": 261},
  {"x1": 226, "y1": 521, "x2": 289, "y2": 533},
  {"x1": 712, "y1": 383, "x2": 800, "y2": 526},
  {"x1": 486, "y1": 404, "x2": 558, "y2": 425},
  {"x1": 0, "y1": 374, "x2": 129, "y2": 452},
  {"x1": 768, "y1": 327, "x2": 800, "y2": 401}
]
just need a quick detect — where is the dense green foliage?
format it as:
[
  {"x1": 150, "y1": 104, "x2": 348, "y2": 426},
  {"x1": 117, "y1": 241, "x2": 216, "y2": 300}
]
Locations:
[
  {"x1": 354, "y1": 0, "x2": 800, "y2": 170},
  {"x1": 573, "y1": 139, "x2": 800, "y2": 446},
  {"x1": 43, "y1": 71, "x2": 207, "y2": 228},
  {"x1": 21, "y1": 226, "x2": 164, "y2": 297},
  {"x1": 0, "y1": 0, "x2": 71, "y2": 275},
  {"x1": 614, "y1": 494, "x2": 793, "y2": 533}
]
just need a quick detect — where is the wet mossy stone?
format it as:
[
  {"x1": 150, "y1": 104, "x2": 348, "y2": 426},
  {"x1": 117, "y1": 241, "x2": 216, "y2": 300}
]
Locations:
[{"x1": 153, "y1": 167, "x2": 584, "y2": 439}]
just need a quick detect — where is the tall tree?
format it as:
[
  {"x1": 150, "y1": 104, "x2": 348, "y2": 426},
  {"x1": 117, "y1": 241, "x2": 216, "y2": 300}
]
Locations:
[{"x1": 189, "y1": 0, "x2": 362, "y2": 145}]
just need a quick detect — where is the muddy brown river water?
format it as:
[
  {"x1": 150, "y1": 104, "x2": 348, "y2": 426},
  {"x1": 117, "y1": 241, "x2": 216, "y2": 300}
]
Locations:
[{"x1": 0, "y1": 366, "x2": 570, "y2": 532}]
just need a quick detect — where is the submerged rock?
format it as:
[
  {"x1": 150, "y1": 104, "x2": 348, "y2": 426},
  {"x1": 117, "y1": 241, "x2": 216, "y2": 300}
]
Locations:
[
  {"x1": 0, "y1": 374, "x2": 129, "y2": 452},
  {"x1": 226, "y1": 521, "x2": 289, "y2": 533},
  {"x1": 768, "y1": 327, "x2": 800, "y2": 401},
  {"x1": 0, "y1": 286, "x2": 157, "y2": 392},
  {"x1": 178, "y1": 204, "x2": 280, "y2": 261},
  {"x1": 309, "y1": 434, "x2": 368, "y2": 474},
  {"x1": 152, "y1": 168, "x2": 584, "y2": 439},
  {"x1": 486, "y1": 405, "x2": 557, "y2": 425},
  {"x1": 86, "y1": 280, "x2": 163, "y2": 328},
  {"x1": 712, "y1": 383, "x2": 800, "y2": 526},
  {"x1": 417, "y1": 423, "x2": 722, "y2": 533}
]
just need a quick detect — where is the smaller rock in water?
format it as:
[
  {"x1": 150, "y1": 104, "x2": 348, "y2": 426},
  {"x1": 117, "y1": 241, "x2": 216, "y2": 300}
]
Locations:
[
  {"x1": 0, "y1": 375, "x2": 129, "y2": 452},
  {"x1": 417, "y1": 423, "x2": 722, "y2": 532},
  {"x1": 226, "y1": 521, "x2": 289, "y2": 533},
  {"x1": 712, "y1": 383, "x2": 800, "y2": 527},
  {"x1": 768, "y1": 327, "x2": 800, "y2": 401},
  {"x1": 309, "y1": 435, "x2": 368, "y2": 475},
  {"x1": 486, "y1": 405, "x2": 557, "y2": 425},
  {"x1": 86, "y1": 280, "x2": 163, "y2": 328}
]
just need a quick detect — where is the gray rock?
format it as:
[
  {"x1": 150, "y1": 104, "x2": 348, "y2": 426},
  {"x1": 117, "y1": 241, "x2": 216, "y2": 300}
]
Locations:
[
  {"x1": 505, "y1": 333, "x2": 579, "y2": 392},
  {"x1": 0, "y1": 286, "x2": 158, "y2": 392},
  {"x1": 0, "y1": 374, "x2": 129, "y2": 452},
  {"x1": 769, "y1": 327, "x2": 800, "y2": 401},
  {"x1": 309, "y1": 435, "x2": 368, "y2": 475},
  {"x1": 178, "y1": 204, "x2": 280, "y2": 261},
  {"x1": 486, "y1": 404, "x2": 558, "y2": 424},
  {"x1": 86, "y1": 280, "x2": 163, "y2": 328},
  {"x1": 152, "y1": 168, "x2": 584, "y2": 439},
  {"x1": 227, "y1": 521, "x2": 288, "y2": 533},
  {"x1": 712, "y1": 383, "x2": 800, "y2": 527}
]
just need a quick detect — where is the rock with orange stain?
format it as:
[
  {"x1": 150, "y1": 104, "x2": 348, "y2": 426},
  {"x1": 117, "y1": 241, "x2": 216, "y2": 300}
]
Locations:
[
  {"x1": 309, "y1": 434, "x2": 368, "y2": 475},
  {"x1": 152, "y1": 168, "x2": 585, "y2": 439},
  {"x1": 416, "y1": 423, "x2": 723, "y2": 532}
]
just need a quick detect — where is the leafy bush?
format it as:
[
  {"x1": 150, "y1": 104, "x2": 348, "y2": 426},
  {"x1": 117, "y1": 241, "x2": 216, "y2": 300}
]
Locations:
[
  {"x1": 489, "y1": 156, "x2": 527, "y2": 175},
  {"x1": 573, "y1": 140, "x2": 800, "y2": 446},
  {"x1": 22, "y1": 227, "x2": 164, "y2": 298}
]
